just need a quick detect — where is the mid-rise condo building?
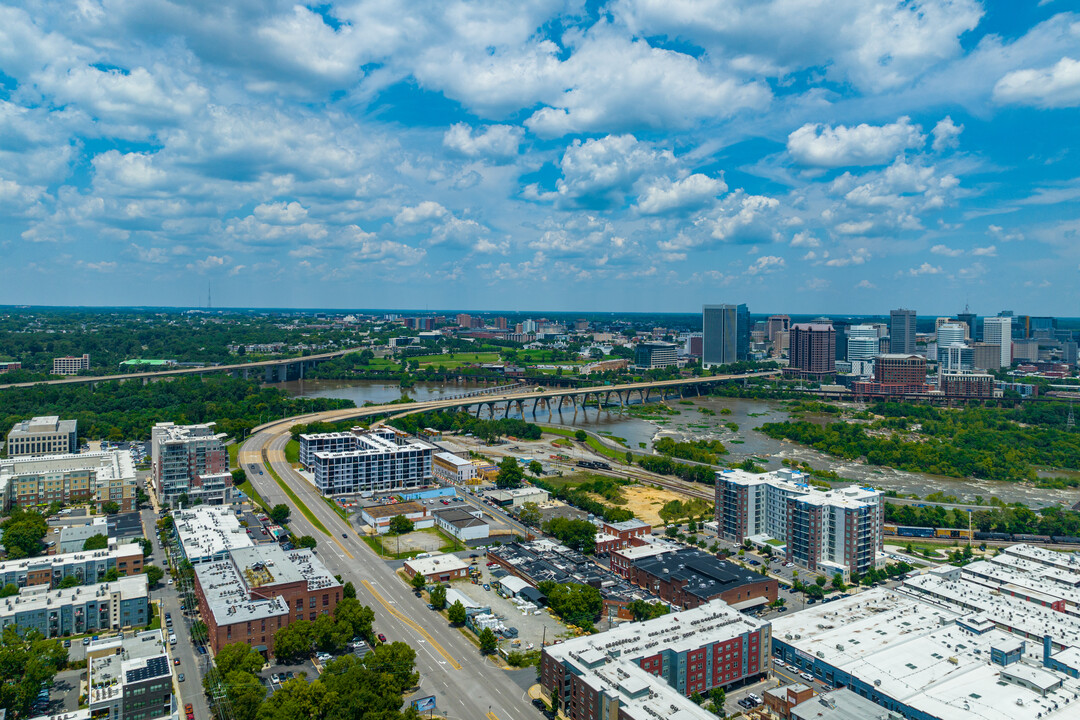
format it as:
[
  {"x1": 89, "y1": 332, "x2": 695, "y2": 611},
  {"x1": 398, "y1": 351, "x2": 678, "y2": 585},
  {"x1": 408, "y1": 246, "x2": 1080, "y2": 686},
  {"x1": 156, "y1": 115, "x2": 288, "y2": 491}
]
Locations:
[
  {"x1": 151, "y1": 422, "x2": 232, "y2": 507},
  {"x1": 0, "y1": 450, "x2": 137, "y2": 512},
  {"x1": 299, "y1": 427, "x2": 433, "y2": 496},
  {"x1": 714, "y1": 469, "x2": 883, "y2": 578}
]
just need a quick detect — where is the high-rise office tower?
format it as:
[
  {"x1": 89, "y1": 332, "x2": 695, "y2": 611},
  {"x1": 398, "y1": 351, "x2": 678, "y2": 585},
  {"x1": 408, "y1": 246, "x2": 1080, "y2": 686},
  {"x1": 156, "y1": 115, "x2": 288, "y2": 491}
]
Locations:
[
  {"x1": 936, "y1": 323, "x2": 967, "y2": 348},
  {"x1": 736, "y1": 304, "x2": 750, "y2": 361},
  {"x1": 957, "y1": 311, "x2": 978, "y2": 341},
  {"x1": 983, "y1": 316, "x2": 1013, "y2": 368},
  {"x1": 846, "y1": 325, "x2": 879, "y2": 363},
  {"x1": 832, "y1": 319, "x2": 850, "y2": 361},
  {"x1": 766, "y1": 315, "x2": 790, "y2": 342},
  {"x1": 702, "y1": 304, "x2": 747, "y2": 367},
  {"x1": 889, "y1": 309, "x2": 917, "y2": 355}
]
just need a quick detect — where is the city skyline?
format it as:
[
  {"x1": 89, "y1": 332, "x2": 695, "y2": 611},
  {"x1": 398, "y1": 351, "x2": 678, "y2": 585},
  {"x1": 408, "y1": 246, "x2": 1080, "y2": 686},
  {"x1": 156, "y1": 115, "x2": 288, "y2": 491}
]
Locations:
[{"x1": 0, "y1": 3, "x2": 1078, "y2": 313}]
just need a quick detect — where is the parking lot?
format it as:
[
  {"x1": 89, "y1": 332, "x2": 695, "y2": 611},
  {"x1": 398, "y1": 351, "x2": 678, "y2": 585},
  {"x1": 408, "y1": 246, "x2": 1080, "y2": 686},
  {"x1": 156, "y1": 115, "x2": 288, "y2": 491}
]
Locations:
[{"x1": 463, "y1": 561, "x2": 570, "y2": 650}]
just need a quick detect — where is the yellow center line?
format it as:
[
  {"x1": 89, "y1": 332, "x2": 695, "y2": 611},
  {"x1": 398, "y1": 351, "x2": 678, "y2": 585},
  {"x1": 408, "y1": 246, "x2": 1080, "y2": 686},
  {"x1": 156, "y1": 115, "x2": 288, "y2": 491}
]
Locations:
[
  {"x1": 362, "y1": 580, "x2": 462, "y2": 671},
  {"x1": 487, "y1": 712, "x2": 500, "y2": 720}
]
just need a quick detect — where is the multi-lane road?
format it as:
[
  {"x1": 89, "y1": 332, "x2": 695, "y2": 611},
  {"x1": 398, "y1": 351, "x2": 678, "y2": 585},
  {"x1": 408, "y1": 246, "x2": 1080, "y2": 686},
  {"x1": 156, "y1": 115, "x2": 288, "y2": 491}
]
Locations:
[{"x1": 239, "y1": 429, "x2": 536, "y2": 720}]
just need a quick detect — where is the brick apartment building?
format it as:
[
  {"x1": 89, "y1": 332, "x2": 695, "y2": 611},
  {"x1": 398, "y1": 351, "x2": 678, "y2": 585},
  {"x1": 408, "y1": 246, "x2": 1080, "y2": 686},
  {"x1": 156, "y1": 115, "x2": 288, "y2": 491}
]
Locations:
[
  {"x1": 194, "y1": 545, "x2": 342, "y2": 655},
  {"x1": 783, "y1": 324, "x2": 836, "y2": 380},
  {"x1": 853, "y1": 354, "x2": 931, "y2": 397}
]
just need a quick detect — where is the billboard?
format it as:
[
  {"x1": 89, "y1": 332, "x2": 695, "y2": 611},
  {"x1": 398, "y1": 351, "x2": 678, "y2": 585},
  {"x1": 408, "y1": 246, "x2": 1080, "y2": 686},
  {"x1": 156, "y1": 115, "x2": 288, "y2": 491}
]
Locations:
[{"x1": 411, "y1": 696, "x2": 437, "y2": 712}]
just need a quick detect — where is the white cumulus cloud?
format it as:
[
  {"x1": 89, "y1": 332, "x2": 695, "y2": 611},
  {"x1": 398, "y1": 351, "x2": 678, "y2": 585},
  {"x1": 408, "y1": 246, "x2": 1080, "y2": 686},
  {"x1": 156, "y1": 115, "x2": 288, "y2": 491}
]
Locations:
[
  {"x1": 635, "y1": 174, "x2": 727, "y2": 215},
  {"x1": 442, "y1": 123, "x2": 524, "y2": 159},
  {"x1": 787, "y1": 117, "x2": 925, "y2": 168},
  {"x1": 994, "y1": 57, "x2": 1080, "y2": 108}
]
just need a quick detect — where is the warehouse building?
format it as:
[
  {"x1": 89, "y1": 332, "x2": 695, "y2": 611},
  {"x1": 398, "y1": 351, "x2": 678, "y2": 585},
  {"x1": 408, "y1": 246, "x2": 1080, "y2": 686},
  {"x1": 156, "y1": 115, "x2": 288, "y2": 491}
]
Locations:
[
  {"x1": 403, "y1": 555, "x2": 470, "y2": 583},
  {"x1": 627, "y1": 547, "x2": 777, "y2": 611},
  {"x1": 359, "y1": 501, "x2": 432, "y2": 534},
  {"x1": 541, "y1": 600, "x2": 769, "y2": 720},
  {"x1": 433, "y1": 507, "x2": 490, "y2": 541}
]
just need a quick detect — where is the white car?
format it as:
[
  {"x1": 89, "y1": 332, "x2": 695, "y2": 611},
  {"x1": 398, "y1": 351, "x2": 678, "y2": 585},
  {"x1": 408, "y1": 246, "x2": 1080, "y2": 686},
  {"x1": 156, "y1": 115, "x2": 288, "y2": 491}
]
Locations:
[
  {"x1": 772, "y1": 658, "x2": 785, "y2": 667},
  {"x1": 785, "y1": 562, "x2": 795, "y2": 568},
  {"x1": 801, "y1": 672, "x2": 815, "y2": 682}
]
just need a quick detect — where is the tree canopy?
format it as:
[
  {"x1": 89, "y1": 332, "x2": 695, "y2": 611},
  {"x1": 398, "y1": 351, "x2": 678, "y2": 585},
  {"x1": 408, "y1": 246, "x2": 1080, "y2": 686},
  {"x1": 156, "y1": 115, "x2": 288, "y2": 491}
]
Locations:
[
  {"x1": 495, "y1": 456, "x2": 524, "y2": 489},
  {"x1": 537, "y1": 581, "x2": 602, "y2": 628},
  {"x1": 542, "y1": 517, "x2": 597, "y2": 553},
  {"x1": 0, "y1": 625, "x2": 68, "y2": 718}
]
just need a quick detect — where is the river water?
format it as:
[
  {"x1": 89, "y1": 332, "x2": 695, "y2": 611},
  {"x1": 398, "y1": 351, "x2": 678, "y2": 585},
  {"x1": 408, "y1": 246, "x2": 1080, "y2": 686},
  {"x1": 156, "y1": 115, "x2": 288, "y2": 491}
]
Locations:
[{"x1": 271, "y1": 379, "x2": 1076, "y2": 509}]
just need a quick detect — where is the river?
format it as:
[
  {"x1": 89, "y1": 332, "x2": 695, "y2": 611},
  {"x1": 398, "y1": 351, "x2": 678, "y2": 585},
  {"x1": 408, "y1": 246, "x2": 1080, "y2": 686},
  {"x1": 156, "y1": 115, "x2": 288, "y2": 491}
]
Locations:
[{"x1": 270, "y1": 379, "x2": 1075, "y2": 509}]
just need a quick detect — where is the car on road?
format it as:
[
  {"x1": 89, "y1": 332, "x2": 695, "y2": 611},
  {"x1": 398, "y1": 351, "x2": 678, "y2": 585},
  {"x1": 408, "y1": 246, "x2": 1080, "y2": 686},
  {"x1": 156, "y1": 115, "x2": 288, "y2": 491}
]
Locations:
[
  {"x1": 748, "y1": 559, "x2": 760, "y2": 565},
  {"x1": 785, "y1": 562, "x2": 794, "y2": 568},
  {"x1": 427, "y1": 603, "x2": 434, "y2": 610},
  {"x1": 773, "y1": 658, "x2": 785, "y2": 667},
  {"x1": 342, "y1": 533, "x2": 347, "y2": 538},
  {"x1": 178, "y1": 674, "x2": 185, "y2": 682},
  {"x1": 63, "y1": 639, "x2": 71, "y2": 648},
  {"x1": 483, "y1": 584, "x2": 490, "y2": 591},
  {"x1": 82, "y1": 637, "x2": 91, "y2": 646},
  {"x1": 801, "y1": 672, "x2": 814, "y2": 682},
  {"x1": 377, "y1": 633, "x2": 387, "y2": 643},
  {"x1": 185, "y1": 704, "x2": 194, "y2": 720},
  {"x1": 532, "y1": 698, "x2": 547, "y2": 712},
  {"x1": 173, "y1": 658, "x2": 180, "y2": 666},
  {"x1": 469, "y1": 553, "x2": 479, "y2": 558}
]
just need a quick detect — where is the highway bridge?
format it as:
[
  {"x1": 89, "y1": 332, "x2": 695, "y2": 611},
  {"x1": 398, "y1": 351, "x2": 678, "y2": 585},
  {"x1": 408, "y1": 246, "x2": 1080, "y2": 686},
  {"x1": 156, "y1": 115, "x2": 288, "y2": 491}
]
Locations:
[
  {"x1": 0, "y1": 346, "x2": 366, "y2": 390},
  {"x1": 247, "y1": 370, "x2": 781, "y2": 434}
]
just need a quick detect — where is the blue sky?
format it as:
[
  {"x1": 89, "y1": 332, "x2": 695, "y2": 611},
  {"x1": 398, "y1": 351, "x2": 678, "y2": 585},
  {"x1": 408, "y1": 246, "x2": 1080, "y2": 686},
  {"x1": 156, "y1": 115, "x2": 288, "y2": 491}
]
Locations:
[{"x1": 0, "y1": 1, "x2": 1078, "y2": 315}]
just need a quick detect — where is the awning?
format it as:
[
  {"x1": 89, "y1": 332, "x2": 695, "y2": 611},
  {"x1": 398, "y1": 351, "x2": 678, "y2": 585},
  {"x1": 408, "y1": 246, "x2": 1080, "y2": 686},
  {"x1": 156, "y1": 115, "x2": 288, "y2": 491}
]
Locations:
[{"x1": 729, "y1": 596, "x2": 769, "y2": 611}]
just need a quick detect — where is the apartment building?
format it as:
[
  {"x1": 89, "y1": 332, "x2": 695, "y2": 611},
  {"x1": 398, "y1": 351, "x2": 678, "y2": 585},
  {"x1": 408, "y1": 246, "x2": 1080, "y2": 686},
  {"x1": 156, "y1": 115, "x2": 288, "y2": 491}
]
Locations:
[
  {"x1": 940, "y1": 371, "x2": 997, "y2": 398},
  {"x1": 852, "y1": 354, "x2": 930, "y2": 397},
  {"x1": 52, "y1": 354, "x2": 91, "y2": 375},
  {"x1": 193, "y1": 545, "x2": 342, "y2": 655},
  {"x1": 6, "y1": 416, "x2": 78, "y2": 457},
  {"x1": 0, "y1": 575, "x2": 149, "y2": 638},
  {"x1": 714, "y1": 469, "x2": 884, "y2": 578},
  {"x1": 0, "y1": 540, "x2": 143, "y2": 589},
  {"x1": 784, "y1": 324, "x2": 836, "y2": 380},
  {"x1": 173, "y1": 506, "x2": 255, "y2": 565},
  {"x1": 151, "y1": 422, "x2": 232, "y2": 507},
  {"x1": 87, "y1": 630, "x2": 174, "y2": 720},
  {"x1": 0, "y1": 450, "x2": 137, "y2": 512},
  {"x1": 432, "y1": 451, "x2": 477, "y2": 484},
  {"x1": 299, "y1": 426, "x2": 433, "y2": 496},
  {"x1": 541, "y1": 600, "x2": 770, "y2": 720}
]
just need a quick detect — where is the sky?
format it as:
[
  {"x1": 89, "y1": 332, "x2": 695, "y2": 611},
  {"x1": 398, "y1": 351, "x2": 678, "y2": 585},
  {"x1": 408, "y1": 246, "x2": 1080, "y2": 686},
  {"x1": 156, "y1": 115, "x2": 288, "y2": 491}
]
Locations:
[{"x1": 0, "y1": 1, "x2": 1078, "y2": 316}]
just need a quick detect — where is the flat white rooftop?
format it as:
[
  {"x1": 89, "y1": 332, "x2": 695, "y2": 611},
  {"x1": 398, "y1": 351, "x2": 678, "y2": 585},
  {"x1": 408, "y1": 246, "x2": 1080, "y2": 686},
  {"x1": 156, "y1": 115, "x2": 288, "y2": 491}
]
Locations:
[{"x1": 174, "y1": 506, "x2": 254, "y2": 562}]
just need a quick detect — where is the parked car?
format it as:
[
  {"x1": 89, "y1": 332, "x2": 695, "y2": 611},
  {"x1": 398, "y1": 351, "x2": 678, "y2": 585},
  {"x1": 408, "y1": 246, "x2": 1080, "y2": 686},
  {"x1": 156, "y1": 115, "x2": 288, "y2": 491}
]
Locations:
[
  {"x1": 801, "y1": 672, "x2": 814, "y2": 682},
  {"x1": 173, "y1": 658, "x2": 180, "y2": 666},
  {"x1": 185, "y1": 703, "x2": 194, "y2": 720},
  {"x1": 377, "y1": 633, "x2": 387, "y2": 643},
  {"x1": 178, "y1": 674, "x2": 185, "y2": 683}
]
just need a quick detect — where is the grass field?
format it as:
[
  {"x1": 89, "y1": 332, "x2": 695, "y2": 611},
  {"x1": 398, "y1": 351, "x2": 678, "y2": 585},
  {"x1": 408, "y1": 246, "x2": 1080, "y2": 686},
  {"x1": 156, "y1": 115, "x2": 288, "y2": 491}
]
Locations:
[
  {"x1": 322, "y1": 496, "x2": 348, "y2": 521},
  {"x1": 227, "y1": 443, "x2": 239, "y2": 470},
  {"x1": 540, "y1": 425, "x2": 629, "y2": 463},
  {"x1": 285, "y1": 440, "x2": 300, "y2": 465},
  {"x1": 362, "y1": 527, "x2": 463, "y2": 559},
  {"x1": 236, "y1": 480, "x2": 269, "y2": 513},
  {"x1": 264, "y1": 458, "x2": 329, "y2": 535}
]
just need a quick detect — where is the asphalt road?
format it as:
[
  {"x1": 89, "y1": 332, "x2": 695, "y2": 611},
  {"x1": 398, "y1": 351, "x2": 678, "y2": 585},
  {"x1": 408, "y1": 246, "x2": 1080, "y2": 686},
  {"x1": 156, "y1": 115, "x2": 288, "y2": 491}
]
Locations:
[{"x1": 240, "y1": 430, "x2": 537, "y2": 720}]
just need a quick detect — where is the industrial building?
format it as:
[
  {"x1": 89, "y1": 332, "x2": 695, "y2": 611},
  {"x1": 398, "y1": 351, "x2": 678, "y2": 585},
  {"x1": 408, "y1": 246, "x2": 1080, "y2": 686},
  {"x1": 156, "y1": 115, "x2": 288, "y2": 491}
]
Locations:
[
  {"x1": 433, "y1": 507, "x2": 490, "y2": 541},
  {"x1": 714, "y1": 468, "x2": 884, "y2": 578},
  {"x1": 299, "y1": 426, "x2": 434, "y2": 496},
  {"x1": 0, "y1": 574, "x2": 149, "y2": 638},
  {"x1": 86, "y1": 630, "x2": 174, "y2": 720},
  {"x1": 173, "y1": 505, "x2": 255, "y2": 564},
  {"x1": 770, "y1": 545, "x2": 1080, "y2": 720},
  {"x1": 486, "y1": 487, "x2": 550, "y2": 507},
  {"x1": 0, "y1": 450, "x2": 137, "y2": 512},
  {"x1": 540, "y1": 600, "x2": 770, "y2": 720},
  {"x1": 151, "y1": 422, "x2": 232, "y2": 507},
  {"x1": 6, "y1": 416, "x2": 78, "y2": 457},
  {"x1": 193, "y1": 545, "x2": 342, "y2": 655},
  {"x1": 402, "y1": 554, "x2": 470, "y2": 583},
  {"x1": 626, "y1": 547, "x2": 777, "y2": 611},
  {"x1": 488, "y1": 540, "x2": 646, "y2": 619},
  {"x1": 359, "y1": 500, "x2": 432, "y2": 534}
]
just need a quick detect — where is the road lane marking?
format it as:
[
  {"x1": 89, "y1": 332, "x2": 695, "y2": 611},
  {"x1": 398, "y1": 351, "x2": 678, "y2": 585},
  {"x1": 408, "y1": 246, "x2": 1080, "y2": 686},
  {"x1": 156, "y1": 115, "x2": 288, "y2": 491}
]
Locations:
[
  {"x1": 362, "y1": 580, "x2": 462, "y2": 671},
  {"x1": 487, "y1": 713, "x2": 500, "y2": 720}
]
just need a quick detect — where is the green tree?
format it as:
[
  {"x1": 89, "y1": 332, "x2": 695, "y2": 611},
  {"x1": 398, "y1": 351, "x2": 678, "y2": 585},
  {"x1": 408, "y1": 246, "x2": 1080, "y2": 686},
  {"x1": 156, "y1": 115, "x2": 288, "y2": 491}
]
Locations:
[
  {"x1": 297, "y1": 535, "x2": 317, "y2": 549},
  {"x1": 542, "y1": 517, "x2": 597, "y2": 553},
  {"x1": 0, "y1": 584, "x2": 17, "y2": 598},
  {"x1": 628, "y1": 599, "x2": 669, "y2": 622},
  {"x1": 102, "y1": 501, "x2": 120, "y2": 515},
  {"x1": 574, "y1": 430, "x2": 587, "y2": 442},
  {"x1": 709, "y1": 687, "x2": 726, "y2": 714},
  {"x1": 270, "y1": 504, "x2": 291, "y2": 525},
  {"x1": 103, "y1": 568, "x2": 120, "y2": 582},
  {"x1": 0, "y1": 509, "x2": 48, "y2": 559},
  {"x1": 273, "y1": 620, "x2": 314, "y2": 663},
  {"x1": 312, "y1": 613, "x2": 350, "y2": 653},
  {"x1": 447, "y1": 600, "x2": 467, "y2": 625},
  {"x1": 216, "y1": 642, "x2": 266, "y2": 677},
  {"x1": 387, "y1": 515, "x2": 414, "y2": 535},
  {"x1": 831, "y1": 574, "x2": 846, "y2": 592},
  {"x1": 495, "y1": 456, "x2": 524, "y2": 489},
  {"x1": 57, "y1": 575, "x2": 80, "y2": 589},
  {"x1": 333, "y1": 598, "x2": 375, "y2": 641},
  {"x1": 429, "y1": 584, "x2": 447, "y2": 610},
  {"x1": 537, "y1": 581, "x2": 602, "y2": 628},
  {"x1": 223, "y1": 669, "x2": 266, "y2": 720},
  {"x1": 478, "y1": 627, "x2": 498, "y2": 654},
  {"x1": 411, "y1": 572, "x2": 426, "y2": 591},
  {"x1": 342, "y1": 581, "x2": 356, "y2": 599},
  {"x1": 139, "y1": 537, "x2": 153, "y2": 556},
  {"x1": 815, "y1": 575, "x2": 827, "y2": 587},
  {"x1": 82, "y1": 533, "x2": 108, "y2": 551},
  {"x1": 527, "y1": 460, "x2": 543, "y2": 476},
  {"x1": 144, "y1": 565, "x2": 164, "y2": 586},
  {"x1": 360, "y1": 641, "x2": 419, "y2": 693},
  {"x1": 0, "y1": 625, "x2": 68, "y2": 718},
  {"x1": 518, "y1": 501, "x2": 541, "y2": 527}
]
